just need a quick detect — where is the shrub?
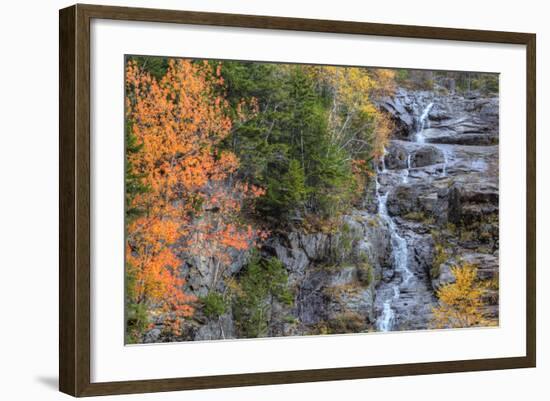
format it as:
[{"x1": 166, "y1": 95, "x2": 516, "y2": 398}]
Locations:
[
  {"x1": 125, "y1": 264, "x2": 150, "y2": 343},
  {"x1": 200, "y1": 292, "x2": 227, "y2": 319},
  {"x1": 232, "y1": 253, "x2": 293, "y2": 338},
  {"x1": 125, "y1": 301, "x2": 150, "y2": 344},
  {"x1": 403, "y1": 211, "x2": 435, "y2": 225},
  {"x1": 357, "y1": 261, "x2": 374, "y2": 286},
  {"x1": 430, "y1": 230, "x2": 450, "y2": 279},
  {"x1": 326, "y1": 312, "x2": 366, "y2": 334},
  {"x1": 431, "y1": 242, "x2": 448, "y2": 279},
  {"x1": 431, "y1": 264, "x2": 490, "y2": 329},
  {"x1": 332, "y1": 222, "x2": 357, "y2": 263}
]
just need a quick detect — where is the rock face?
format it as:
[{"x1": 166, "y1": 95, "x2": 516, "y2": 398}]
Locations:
[
  {"x1": 265, "y1": 213, "x2": 391, "y2": 334},
  {"x1": 372, "y1": 87, "x2": 499, "y2": 331},
  {"x1": 143, "y1": 87, "x2": 499, "y2": 342},
  {"x1": 378, "y1": 88, "x2": 499, "y2": 146}
]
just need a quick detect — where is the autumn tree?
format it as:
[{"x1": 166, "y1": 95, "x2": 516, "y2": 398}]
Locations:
[
  {"x1": 431, "y1": 264, "x2": 491, "y2": 329},
  {"x1": 217, "y1": 62, "x2": 396, "y2": 226},
  {"x1": 312, "y1": 66, "x2": 395, "y2": 160},
  {"x1": 125, "y1": 58, "x2": 263, "y2": 341}
]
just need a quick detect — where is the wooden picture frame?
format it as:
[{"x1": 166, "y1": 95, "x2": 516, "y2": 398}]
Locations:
[{"x1": 59, "y1": 3, "x2": 536, "y2": 397}]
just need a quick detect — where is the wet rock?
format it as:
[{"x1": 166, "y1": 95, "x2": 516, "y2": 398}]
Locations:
[
  {"x1": 428, "y1": 108, "x2": 452, "y2": 121},
  {"x1": 424, "y1": 130, "x2": 497, "y2": 146},
  {"x1": 384, "y1": 140, "x2": 444, "y2": 170},
  {"x1": 371, "y1": 88, "x2": 499, "y2": 331},
  {"x1": 382, "y1": 267, "x2": 395, "y2": 282},
  {"x1": 384, "y1": 141, "x2": 409, "y2": 169},
  {"x1": 385, "y1": 183, "x2": 445, "y2": 218},
  {"x1": 380, "y1": 88, "x2": 499, "y2": 146}
]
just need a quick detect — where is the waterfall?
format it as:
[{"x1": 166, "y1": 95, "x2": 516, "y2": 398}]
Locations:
[
  {"x1": 378, "y1": 299, "x2": 395, "y2": 332},
  {"x1": 377, "y1": 191, "x2": 413, "y2": 286},
  {"x1": 374, "y1": 157, "x2": 414, "y2": 332},
  {"x1": 374, "y1": 99, "x2": 438, "y2": 332},
  {"x1": 415, "y1": 102, "x2": 454, "y2": 178},
  {"x1": 403, "y1": 154, "x2": 412, "y2": 183},
  {"x1": 442, "y1": 149, "x2": 449, "y2": 177},
  {"x1": 415, "y1": 102, "x2": 434, "y2": 143}
]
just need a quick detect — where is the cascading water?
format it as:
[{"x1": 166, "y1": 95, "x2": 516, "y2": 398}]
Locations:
[
  {"x1": 414, "y1": 102, "x2": 453, "y2": 178},
  {"x1": 374, "y1": 102, "x2": 438, "y2": 332},
  {"x1": 415, "y1": 102, "x2": 434, "y2": 143},
  {"x1": 378, "y1": 295, "x2": 396, "y2": 332},
  {"x1": 441, "y1": 148, "x2": 449, "y2": 177},
  {"x1": 403, "y1": 154, "x2": 412, "y2": 183},
  {"x1": 374, "y1": 158, "x2": 414, "y2": 332}
]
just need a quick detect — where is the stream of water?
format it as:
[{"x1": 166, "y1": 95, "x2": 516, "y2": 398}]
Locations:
[
  {"x1": 375, "y1": 178, "x2": 413, "y2": 331},
  {"x1": 374, "y1": 102, "x2": 435, "y2": 332},
  {"x1": 415, "y1": 103, "x2": 434, "y2": 143}
]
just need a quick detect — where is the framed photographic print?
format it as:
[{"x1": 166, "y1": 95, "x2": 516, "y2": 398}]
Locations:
[{"x1": 59, "y1": 4, "x2": 536, "y2": 397}]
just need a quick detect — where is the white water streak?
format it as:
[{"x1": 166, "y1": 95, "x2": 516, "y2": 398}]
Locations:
[
  {"x1": 415, "y1": 102, "x2": 434, "y2": 144},
  {"x1": 375, "y1": 158, "x2": 414, "y2": 332}
]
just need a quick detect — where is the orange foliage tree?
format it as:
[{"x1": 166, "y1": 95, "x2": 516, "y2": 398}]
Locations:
[{"x1": 125, "y1": 59, "x2": 263, "y2": 339}]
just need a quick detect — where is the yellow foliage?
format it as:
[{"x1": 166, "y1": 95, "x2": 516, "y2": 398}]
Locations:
[
  {"x1": 306, "y1": 66, "x2": 395, "y2": 165},
  {"x1": 431, "y1": 263, "x2": 490, "y2": 329}
]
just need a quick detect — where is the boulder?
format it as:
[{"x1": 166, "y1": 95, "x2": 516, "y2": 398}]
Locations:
[
  {"x1": 384, "y1": 140, "x2": 445, "y2": 170},
  {"x1": 412, "y1": 146, "x2": 444, "y2": 168}
]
